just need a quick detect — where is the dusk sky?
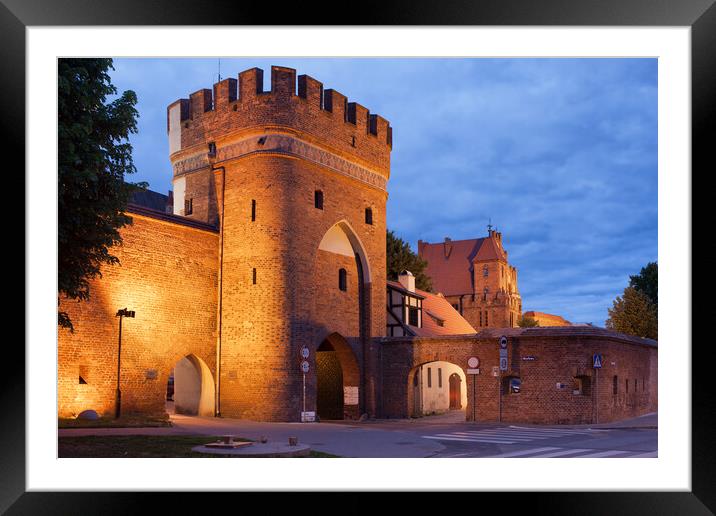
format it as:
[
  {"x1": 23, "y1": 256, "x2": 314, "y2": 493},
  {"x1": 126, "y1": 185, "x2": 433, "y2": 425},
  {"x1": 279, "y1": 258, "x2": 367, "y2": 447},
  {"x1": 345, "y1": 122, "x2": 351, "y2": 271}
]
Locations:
[{"x1": 109, "y1": 58, "x2": 657, "y2": 326}]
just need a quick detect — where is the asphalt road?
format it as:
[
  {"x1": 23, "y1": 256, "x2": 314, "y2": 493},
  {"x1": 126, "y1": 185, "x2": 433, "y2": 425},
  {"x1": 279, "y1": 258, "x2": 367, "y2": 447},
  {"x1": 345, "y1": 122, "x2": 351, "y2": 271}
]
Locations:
[{"x1": 59, "y1": 410, "x2": 658, "y2": 458}]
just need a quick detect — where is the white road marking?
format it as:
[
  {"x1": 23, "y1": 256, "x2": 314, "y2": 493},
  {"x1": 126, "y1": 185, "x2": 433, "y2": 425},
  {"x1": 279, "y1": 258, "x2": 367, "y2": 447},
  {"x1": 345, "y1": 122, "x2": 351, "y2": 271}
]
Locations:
[
  {"x1": 489, "y1": 447, "x2": 562, "y2": 458},
  {"x1": 577, "y1": 449, "x2": 631, "y2": 458},
  {"x1": 629, "y1": 451, "x2": 658, "y2": 458},
  {"x1": 530, "y1": 448, "x2": 592, "y2": 457},
  {"x1": 422, "y1": 435, "x2": 517, "y2": 444}
]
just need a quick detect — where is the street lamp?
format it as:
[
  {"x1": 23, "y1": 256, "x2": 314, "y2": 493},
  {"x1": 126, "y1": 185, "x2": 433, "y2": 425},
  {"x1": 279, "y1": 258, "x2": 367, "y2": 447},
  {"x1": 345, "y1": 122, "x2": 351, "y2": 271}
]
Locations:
[{"x1": 115, "y1": 308, "x2": 136, "y2": 419}]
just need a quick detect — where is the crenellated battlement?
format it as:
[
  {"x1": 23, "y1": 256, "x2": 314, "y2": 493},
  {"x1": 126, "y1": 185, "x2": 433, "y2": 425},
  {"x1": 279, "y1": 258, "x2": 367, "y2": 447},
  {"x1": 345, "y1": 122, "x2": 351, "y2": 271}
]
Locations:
[{"x1": 167, "y1": 66, "x2": 392, "y2": 175}]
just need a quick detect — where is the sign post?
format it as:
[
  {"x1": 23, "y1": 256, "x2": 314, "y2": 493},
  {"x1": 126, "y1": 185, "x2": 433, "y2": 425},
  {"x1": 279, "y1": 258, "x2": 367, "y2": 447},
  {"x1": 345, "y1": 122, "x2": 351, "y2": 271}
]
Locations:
[
  {"x1": 300, "y1": 346, "x2": 310, "y2": 422},
  {"x1": 498, "y1": 336, "x2": 508, "y2": 422},
  {"x1": 593, "y1": 353, "x2": 602, "y2": 424},
  {"x1": 467, "y1": 357, "x2": 480, "y2": 421}
]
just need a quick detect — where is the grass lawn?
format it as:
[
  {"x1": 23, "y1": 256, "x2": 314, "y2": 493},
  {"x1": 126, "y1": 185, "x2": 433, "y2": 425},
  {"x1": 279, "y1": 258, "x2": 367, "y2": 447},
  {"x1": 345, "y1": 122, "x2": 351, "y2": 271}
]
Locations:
[
  {"x1": 58, "y1": 435, "x2": 339, "y2": 458},
  {"x1": 58, "y1": 414, "x2": 172, "y2": 429}
]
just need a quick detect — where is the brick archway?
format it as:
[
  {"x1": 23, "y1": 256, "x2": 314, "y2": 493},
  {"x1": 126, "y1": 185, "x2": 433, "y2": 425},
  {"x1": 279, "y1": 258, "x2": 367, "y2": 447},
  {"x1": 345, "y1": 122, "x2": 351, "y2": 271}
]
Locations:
[
  {"x1": 407, "y1": 360, "x2": 467, "y2": 418},
  {"x1": 167, "y1": 354, "x2": 215, "y2": 417},
  {"x1": 316, "y1": 333, "x2": 361, "y2": 420}
]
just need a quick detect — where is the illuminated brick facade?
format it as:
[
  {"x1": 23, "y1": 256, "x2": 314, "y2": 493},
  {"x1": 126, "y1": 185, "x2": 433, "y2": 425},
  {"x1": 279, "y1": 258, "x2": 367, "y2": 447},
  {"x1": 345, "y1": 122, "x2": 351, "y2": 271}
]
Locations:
[{"x1": 57, "y1": 65, "x2": 656, "y2": 424}]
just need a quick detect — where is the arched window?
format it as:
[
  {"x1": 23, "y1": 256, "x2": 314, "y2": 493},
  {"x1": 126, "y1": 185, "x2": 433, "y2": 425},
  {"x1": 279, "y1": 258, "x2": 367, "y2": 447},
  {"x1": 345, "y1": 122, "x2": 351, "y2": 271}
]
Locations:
[
  {"x1": 314, "y1": 190, "x2": 324, "y2": 210},
  {"x1": 483, "y1": 287, "x2": 489, "y2": 301},
  {"x1": 483, "y1": 265, "x2": 489, "y2": 277},
  {"x1": 338, "y1": 268, "x2": 347, "y2": 291}
]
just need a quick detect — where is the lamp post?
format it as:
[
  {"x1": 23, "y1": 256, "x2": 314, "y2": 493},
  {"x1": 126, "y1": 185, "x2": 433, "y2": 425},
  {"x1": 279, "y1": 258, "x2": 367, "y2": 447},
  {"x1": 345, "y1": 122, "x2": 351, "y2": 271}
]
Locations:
[{"x1": 115, "y1": 308, "x2": 135, "y2": 419}]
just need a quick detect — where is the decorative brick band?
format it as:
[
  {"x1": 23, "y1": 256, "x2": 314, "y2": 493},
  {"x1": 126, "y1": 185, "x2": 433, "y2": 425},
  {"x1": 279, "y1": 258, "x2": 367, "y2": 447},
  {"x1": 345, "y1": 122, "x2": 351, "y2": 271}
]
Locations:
[{"x1": 172, "y1": 133, "x2": 388, "y2": 191}]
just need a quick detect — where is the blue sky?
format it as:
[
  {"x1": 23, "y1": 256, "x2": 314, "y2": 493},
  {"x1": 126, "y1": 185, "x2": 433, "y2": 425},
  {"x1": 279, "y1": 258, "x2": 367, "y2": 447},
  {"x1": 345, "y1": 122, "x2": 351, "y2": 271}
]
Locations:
[{"x1": 110, "y1": 58, "x2": 657, "y2": 326}]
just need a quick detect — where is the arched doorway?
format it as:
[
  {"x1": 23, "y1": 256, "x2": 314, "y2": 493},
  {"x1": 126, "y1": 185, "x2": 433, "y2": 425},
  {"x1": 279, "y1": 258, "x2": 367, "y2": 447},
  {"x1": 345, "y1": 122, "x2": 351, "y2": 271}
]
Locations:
[
  {"x1": 449, "y1": 373, "x2": 462, "y2": 409},
  {"x1": 316, "y1": 334, "x2": 360, "y2": 421},
  {"x1": 408, "y1": 361, "x2": 467, "y2": 418},
  {"x1": 166, "y1": 354, "x2": 215, "y2": 417}
]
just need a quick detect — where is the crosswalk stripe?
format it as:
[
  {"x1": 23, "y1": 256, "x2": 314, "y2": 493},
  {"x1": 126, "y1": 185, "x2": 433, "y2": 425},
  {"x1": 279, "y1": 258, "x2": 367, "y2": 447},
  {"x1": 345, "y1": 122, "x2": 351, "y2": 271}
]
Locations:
[
  {"x1": 458, "y1": 430, "x2": 579, "y2": 438},
  {"x1": 509, "y1": 426, "x2": 593, "y2": 434},
  {"x1": 530, "y1": 448, "x2": 592, "y2": 457},
  {"x1": 629, "y1": 451, "x2": 658, "y2": 458},
  {"x1": 489, "y1": 447, "x2": 562, "y2": 458},
  {"x1": 577, "y1": 449, "x2": 630, "y2": 458},
  {"x1": 452, "y1": 432, "x2": 537, "y2": 441},
  {"x1": 422, "y1": 435, "x2": 517, "y2": 444}
]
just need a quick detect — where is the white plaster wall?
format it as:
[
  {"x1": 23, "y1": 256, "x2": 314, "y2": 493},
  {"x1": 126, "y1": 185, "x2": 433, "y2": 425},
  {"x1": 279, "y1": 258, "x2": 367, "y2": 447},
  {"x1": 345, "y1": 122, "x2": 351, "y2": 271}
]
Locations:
[
  {"x1": 173, "y1": 176, "x2": 185, "y2": 216},
  {"x1": 318, "y1": 224, "x2": 355, "y2": 257},
  {"x1": 168, "y1": 104, "x2": 182, "y2": 155},
  {"x1": 419, "y1": 361, "x2": 467, "y2": 415},
  {"x1": 174, "y1": 355, "x2": 214, "y2": 416}
]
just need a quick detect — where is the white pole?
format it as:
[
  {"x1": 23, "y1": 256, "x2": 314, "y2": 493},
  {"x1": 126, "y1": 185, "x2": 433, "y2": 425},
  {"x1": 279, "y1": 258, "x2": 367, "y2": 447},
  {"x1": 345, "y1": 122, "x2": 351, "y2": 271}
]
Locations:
[{"x1": 302, "y1": 372, "x2": 306, "y2": 422}]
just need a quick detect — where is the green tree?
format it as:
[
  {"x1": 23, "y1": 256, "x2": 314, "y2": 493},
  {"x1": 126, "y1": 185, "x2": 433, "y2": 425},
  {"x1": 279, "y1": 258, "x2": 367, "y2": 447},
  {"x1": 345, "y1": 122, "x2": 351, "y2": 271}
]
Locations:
[
  {"x1": 518, "y1": 316, "x2": 539, "y2": 328},
  {"x1": 605, "y1": 286, "x2": 658, "y2": 340},
  {"x1": 629, "y1": 261, "x2": 657, "y2": 308},
  {"x1": 58, "y1": 58, "x2": 143, "y2": 331},
  {"x1": 386, "y1": 230, "x2": 432, "y2": 292}
]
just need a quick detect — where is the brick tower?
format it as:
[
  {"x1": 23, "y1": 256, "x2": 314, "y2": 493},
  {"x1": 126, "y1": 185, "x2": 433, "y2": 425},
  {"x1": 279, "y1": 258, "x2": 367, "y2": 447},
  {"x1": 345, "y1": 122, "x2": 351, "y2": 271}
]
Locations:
[{"x1": 167, "y1": 66, "x2": 392, "y2": 421}]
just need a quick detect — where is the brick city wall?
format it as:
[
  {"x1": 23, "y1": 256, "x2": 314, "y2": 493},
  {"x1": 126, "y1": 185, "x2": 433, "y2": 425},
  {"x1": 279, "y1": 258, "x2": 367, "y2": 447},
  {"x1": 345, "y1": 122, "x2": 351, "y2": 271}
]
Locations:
[
  {"x1": 379, "y1": 327, "x2": 657, "y2": 424},
  {"x1": 58, "y1": 208, "x2": 219, "y2": 418}
]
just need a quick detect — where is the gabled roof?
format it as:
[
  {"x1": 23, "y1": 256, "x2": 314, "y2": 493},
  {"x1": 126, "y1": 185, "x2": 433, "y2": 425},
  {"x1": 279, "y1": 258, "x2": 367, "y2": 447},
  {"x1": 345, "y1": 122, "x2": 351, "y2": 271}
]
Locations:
[
  {"x1": 130, "y1": 188, "x2": 170, "y2": 213},
  {"x1": 419, "y1": 236, "x2": 506, "y2": 296},
  {"x1": 387, "y1": 280, "x2": 477, "y2": 337}
]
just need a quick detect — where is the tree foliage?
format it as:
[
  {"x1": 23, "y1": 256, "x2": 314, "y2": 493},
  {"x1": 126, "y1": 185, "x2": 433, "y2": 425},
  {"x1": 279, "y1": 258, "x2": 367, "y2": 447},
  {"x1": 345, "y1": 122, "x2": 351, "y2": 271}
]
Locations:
[
  {"x1": 606, "y1": 286, "x2": 658, "y2": 340},
  {"x1": 629, "y1": 261, "x2": 658, "y2": 308},
  {"x1": 58, "y1": 58, "x2": 143, "y2": 331},
  {"x1": 386, "y1": 230, "x2": 432, "y2": 292},
  {"x1": 518, "y1": 316, "x2": 539, "y2": 328}
]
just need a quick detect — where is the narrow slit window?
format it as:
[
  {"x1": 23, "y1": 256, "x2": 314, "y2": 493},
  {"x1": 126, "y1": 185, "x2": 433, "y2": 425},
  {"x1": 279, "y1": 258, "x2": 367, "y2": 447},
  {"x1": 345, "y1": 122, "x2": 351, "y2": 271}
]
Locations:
[
  {"x1": 427, "y1": 367, "x2": 432, "y2": 388},
  {"x1": 438, "y1": 368, "x2": 443, "y2": 388},
  {"x1": 251, "y1": 199, "x2": 256, "y2": 221},
  {"x1": 338, "y1": 268, "x2": 347, "y2": 291},
  {"x1": 365, "y1": 207, "x2": 373, "y2": 225},
  {"x1": 315, "y1": 190, "x2": 324, "y2": 210},
  {"x1": 184, "y1": 198, "x2": 193, "y2": 215},
  {"x1": 252, "y1": 268, "x2": 257, "y2": 285}
]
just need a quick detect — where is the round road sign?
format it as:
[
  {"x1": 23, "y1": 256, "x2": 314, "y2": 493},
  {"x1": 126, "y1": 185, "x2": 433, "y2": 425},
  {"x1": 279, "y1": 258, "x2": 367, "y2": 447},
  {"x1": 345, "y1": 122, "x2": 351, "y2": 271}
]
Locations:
[
  {"x1": 468, "y1": 356, "x2": 480, "y2": 368},
  {"x1": 301, "y1": 360, "x2": 310, "y2": 373},
  {"x1": 499, "y1": 336, "x2": 508, "y2": 349},
  {"x1": 301, "y1": 347, "x2": 310, "y2": 359}
]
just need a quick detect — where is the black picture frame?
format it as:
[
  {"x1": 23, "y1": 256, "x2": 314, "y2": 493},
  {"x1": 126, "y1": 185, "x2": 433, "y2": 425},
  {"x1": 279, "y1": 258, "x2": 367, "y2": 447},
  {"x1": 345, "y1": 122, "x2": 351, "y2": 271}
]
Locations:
[{"x1": 6, "y1": 0, "x2": 710, "y2": 513}]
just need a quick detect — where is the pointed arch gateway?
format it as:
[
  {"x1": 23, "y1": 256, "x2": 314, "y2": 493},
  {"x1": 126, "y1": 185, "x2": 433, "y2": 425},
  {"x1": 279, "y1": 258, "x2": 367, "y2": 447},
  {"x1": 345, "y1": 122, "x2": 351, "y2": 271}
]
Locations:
[{"x1": 314, "y1": 220, "x2": 372, "y2": 419}]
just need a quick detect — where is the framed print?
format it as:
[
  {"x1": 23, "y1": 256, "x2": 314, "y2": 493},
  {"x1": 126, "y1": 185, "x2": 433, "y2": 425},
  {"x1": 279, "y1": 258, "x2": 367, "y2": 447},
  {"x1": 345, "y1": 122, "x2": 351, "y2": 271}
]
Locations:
[{"x1": 8, "y1": 0, "x2": 712, "y2": 513}]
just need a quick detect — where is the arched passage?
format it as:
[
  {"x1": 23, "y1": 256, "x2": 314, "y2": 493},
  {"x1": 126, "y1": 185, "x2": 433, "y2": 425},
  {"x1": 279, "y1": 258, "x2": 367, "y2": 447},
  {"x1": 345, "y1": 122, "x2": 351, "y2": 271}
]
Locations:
[
  {"x1": 316, "y1": 333, "x2": 361, "y2": 420},
  {"x1": 407, "y1": 361, "x2": 467, "y2": 419},
  {"x1": 166, "y1": 354, "x2": 215, "y2": 417},
  {"x1": 314, "y1": 220, "x2": 372, "y2": 416}
]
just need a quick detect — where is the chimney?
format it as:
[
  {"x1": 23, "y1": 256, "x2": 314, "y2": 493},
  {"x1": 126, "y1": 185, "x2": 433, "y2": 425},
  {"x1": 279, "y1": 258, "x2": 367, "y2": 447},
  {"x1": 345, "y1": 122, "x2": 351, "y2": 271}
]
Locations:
[
  {"x1": 398, "y1": 270, "x2": 416, "y2": 293},
  {"x1": 166, "y1": 191, "x2": 174, "y2": 214}
]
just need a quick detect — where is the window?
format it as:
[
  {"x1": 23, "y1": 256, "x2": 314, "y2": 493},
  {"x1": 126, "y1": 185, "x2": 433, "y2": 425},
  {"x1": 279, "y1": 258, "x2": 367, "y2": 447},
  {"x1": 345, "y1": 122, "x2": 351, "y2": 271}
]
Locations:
[
  {"x1": 79, "y1": 364, "x2": 88, "y2": 385},
  {"x1": 483, "y1": 265, "x2": 488, "y2": 277},
  {"x1": 483, "y1": 287, "x2": 489, "y2": 301},
  {"x1": 613, "y1": 375, "x2": 618, "y2": 395},
  {"x1": 452, "y1": 303, "x2": 459, "y2": 311},
  {"x1": 408, "y1": 306, "x2": 419, "y2": 326},
  {"x1": 626, "y1": 378, "x2": 629, "y2": 393},
  {"x1": 573, "y1": 376, "x2": 591, "y2": 396},
  {"x1": 339, "y1": 268, "x2": 347, "y2": 291},
  {"x1": 503, "y1": 376, "x2": 521, "y2": 394},
  {"x1": 485, "y1": 311, "x2": 488, "y2": 326},
  {"x1": 252, "y1": 268, "x2": 257, "y2": 285},
  {"x1": 314, "y1": 190, "x2": 324, "y2": 210},
  {"x1": 479, "y1": 311, "x2": 482, "y2": 327},
  {"x1": 365, "y1": 207, "x2": 373, "y2": 225},
  {"x1": 184, "y1": 197, "x2": 193, "y2": 215},
  {"x1": 438, "y1": 368, "x2": 442, "y2": 388},
  {"x1": 208, "y1": 141, "x2": 217, "y2": 157},
  {"x1": 251, "y1": 199, "x2": 256, "y2": 221},
  {"x1": 427, "y1": 367, "x2": 432, "y2": 388}
]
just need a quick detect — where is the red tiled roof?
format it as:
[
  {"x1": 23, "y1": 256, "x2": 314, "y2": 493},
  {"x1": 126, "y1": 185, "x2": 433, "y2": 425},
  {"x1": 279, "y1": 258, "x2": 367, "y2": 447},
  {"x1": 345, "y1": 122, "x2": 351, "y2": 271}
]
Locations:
[
  {"x1": 419, "y1": 237, "x2": 505, "y2": 296},
  {"x1": 387, "y1": 280, "x2": 476, "y2": 337}
]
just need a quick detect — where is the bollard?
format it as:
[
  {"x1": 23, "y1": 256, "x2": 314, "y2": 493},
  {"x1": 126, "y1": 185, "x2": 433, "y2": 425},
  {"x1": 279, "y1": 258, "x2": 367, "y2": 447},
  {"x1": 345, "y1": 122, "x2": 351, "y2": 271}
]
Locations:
[{"x1": 288, "y1": 436, "x2": 298, "y2": 446}]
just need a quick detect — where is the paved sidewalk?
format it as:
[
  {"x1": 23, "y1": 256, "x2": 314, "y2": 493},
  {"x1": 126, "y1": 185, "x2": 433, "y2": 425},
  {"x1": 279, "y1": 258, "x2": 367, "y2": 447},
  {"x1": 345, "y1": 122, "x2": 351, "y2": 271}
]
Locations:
[{"x1": 58, "y1": 414, "x2": 445, "y2": 458}]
